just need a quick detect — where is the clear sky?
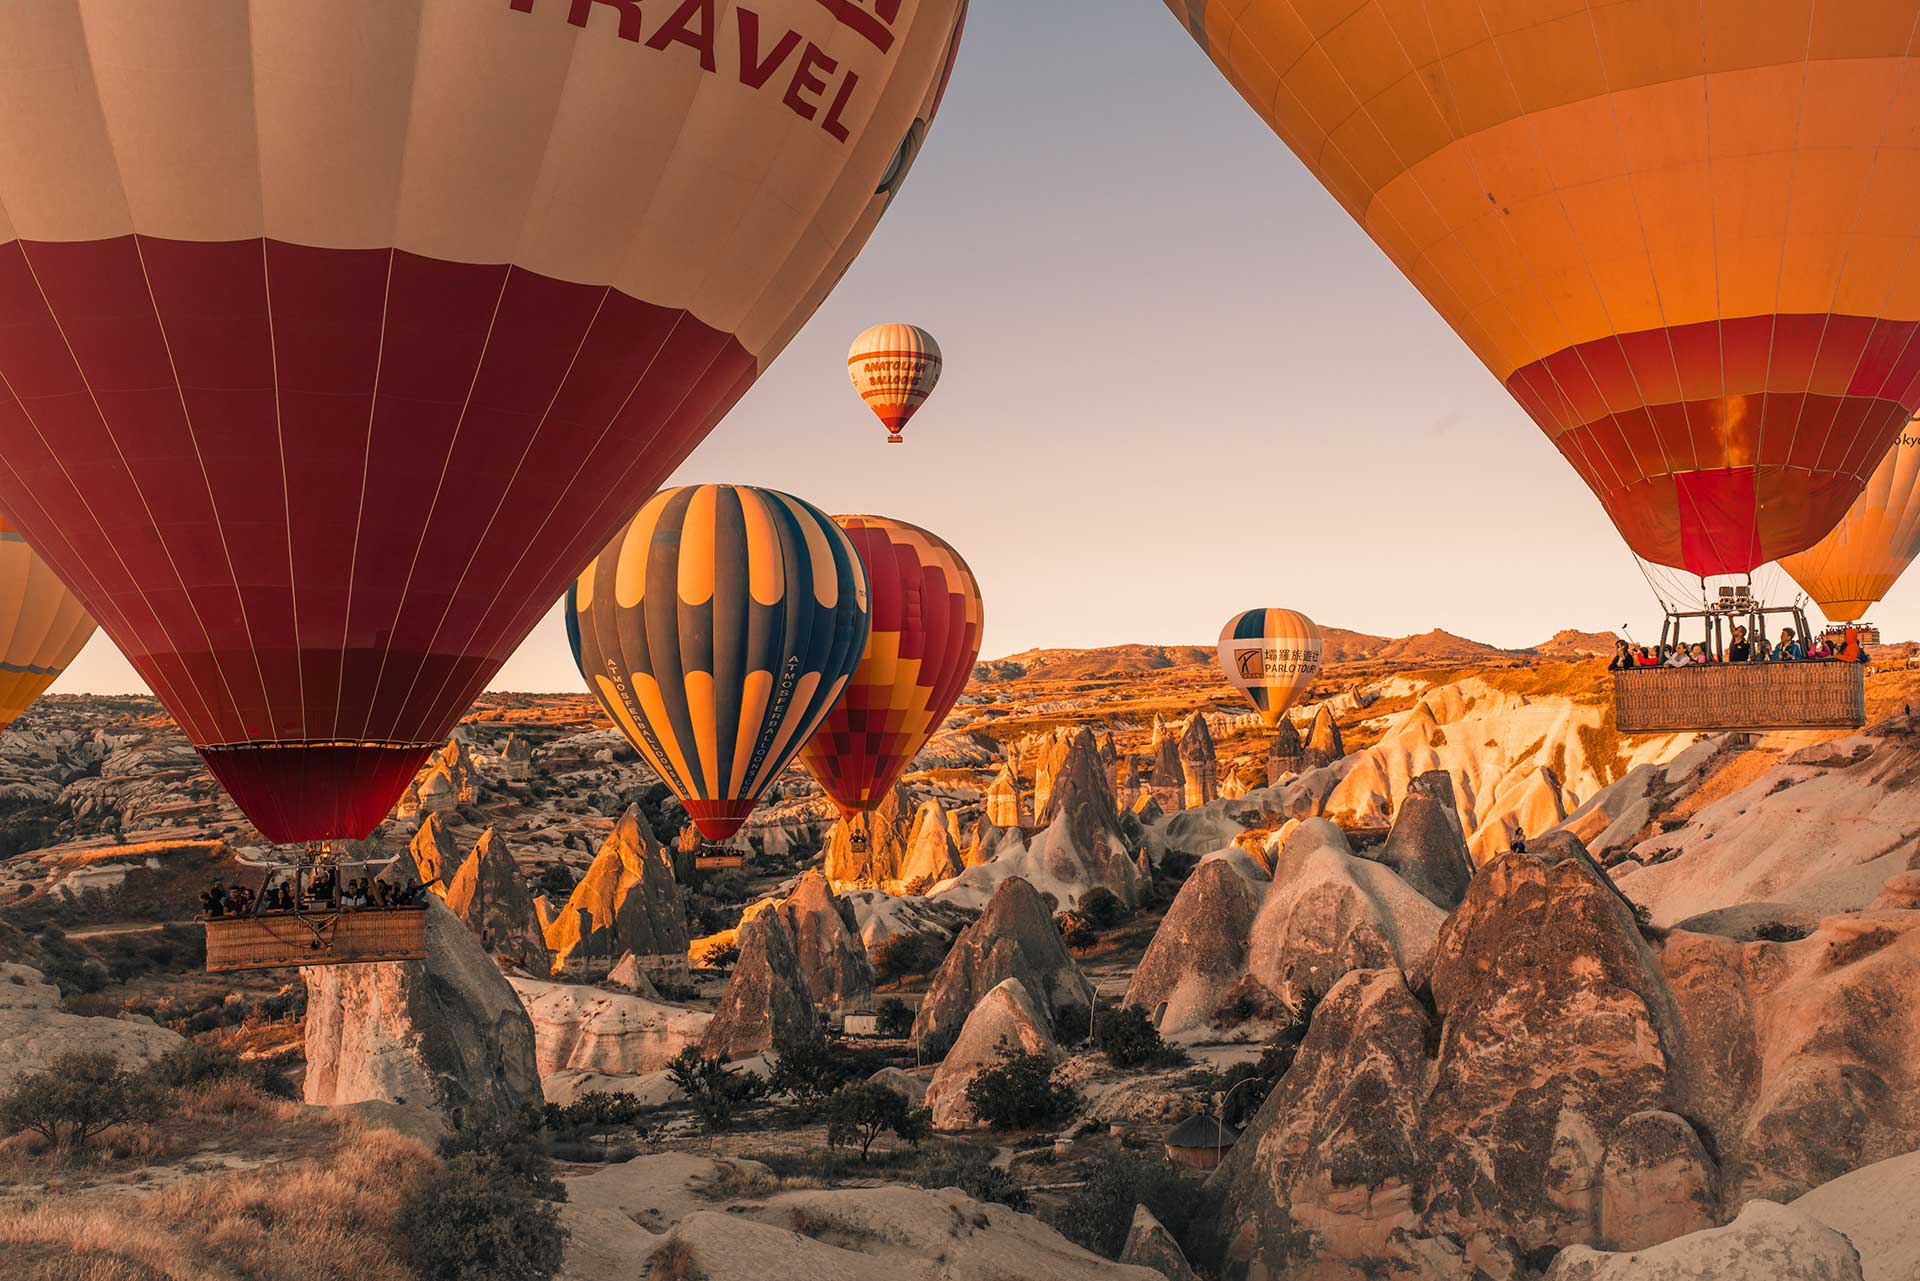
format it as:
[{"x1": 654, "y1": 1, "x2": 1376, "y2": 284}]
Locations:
[{"x1": 51, "y1": 0, "x2": 1913, "y2": 696}]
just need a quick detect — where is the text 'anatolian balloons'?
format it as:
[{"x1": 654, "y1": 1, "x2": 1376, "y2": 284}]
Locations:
[
  {"x1": 0, "y1": 517, "x2": 95, "y2": 733},
  {"x1": 1217, "y1": 608, "x2": 1322, "y2": 727},
  {"x1": 0, "y1": 0, "x2": 967, "y2": 843},
  {"x1": 568, "y1": 485, "x2": 871, "y2": 843},
  {"x1": 1165, "y1": 1, "x2": 1920, "y2": 579},
  {"x1": 800, "y1": 514, "x2": 983, "y2": 815},
  {"x1": 848, "y1": 324, "x2": 943, "y2": 443},
  {"x1": 1781, "y1": 415, "x2": 1920, "y2": 623}
]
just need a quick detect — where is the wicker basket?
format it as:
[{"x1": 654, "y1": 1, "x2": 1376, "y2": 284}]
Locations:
[
  {"x1": 1614, "y1": 663, "x2": 1865, "y2": 734},
  {"x1": 203, "y1": 907, "x2": 428, "y2": 973}
]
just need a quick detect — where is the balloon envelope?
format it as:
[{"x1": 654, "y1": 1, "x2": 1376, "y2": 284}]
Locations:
[
  {"x1": 0, "y1": 516, "x2": 95, "y2": 732},
  {"x1": 567, "y1": 485, "x2": 871, "y2": 842},
  {"x1": 1780, "y1": 416, "x2": 1920, "y2": 622},
  {"x1": 799, "y1": 514, "x2": 983, "y2": 815},
  {"x1": 1217, "y1": 609, "x2": 1322, "y2": 727},
  {"x1": 1164, "y1": 1, "x2": 1920, "y2": 578},
  {"x1": 848, "y1": 324, "x2": 943, "y2": 443},
  {"x1": 0, "y1": 0, "x2": 966, "y2": 842}
]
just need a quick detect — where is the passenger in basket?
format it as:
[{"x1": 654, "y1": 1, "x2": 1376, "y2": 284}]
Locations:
[
  {"x1": 1773, "y1": 630, "x2": 1806, "y2": 661},
  {"x1": 1728, "y1": 627, "x2": 1752, "y2": 663}
]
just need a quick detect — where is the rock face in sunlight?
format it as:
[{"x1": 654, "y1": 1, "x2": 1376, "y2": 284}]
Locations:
[
  {"x1": 1374, "y1": 775, "x2": 1475, "y2": 908},
  {"x1": 702, "y1": 910, "x2": 818, "y2": 1060},
  {"x1": 1179, "y1": 711, "x2": 1218, "y2": 808},
  {"x1": 408, "y1": 811, "x2": 460, "y2": 888},
  {"x1": 302, "y1": 895, "x2": 539, "y2": 1123},
  {"x1": 443, "y1": 827, "x2": 549, "y2": 974},
  {"x1": 985, "y1": 761, "x2": 1029, "y2": 827},
  {"x1": 1267, "y1": 717, "x2": 1305, "y2": 783},
  {"x1": 912, "y1": 875, "x2": 1091, "y2": 1051},
  {"x1": 771, "y1": 871, "x2": 873, "y2": 1014},
  {"x1": 1304, "y1": 703, "x2": 1344, "y2": 768},
  {"x1": 1123, "y1": 856, "x2": 1264, "y2": 1036},
  {"x1": 822, "y1": 781, "x2": 913, "y2": 889},
  {"x1": 544, "y1": 804, "x2": 687, "y2": 979},
  {"x1": 0, "y1": 962, "x2": 184, "y2": 1092},
  {"x1": 1542, "y1": 1201, "x2": 1864, "y2": 1281},
  {"x1": 510, "y1": 977, "x2": 709, "y2": 1078},
  {"x1": 924, "y1": 976, "x2": 1058, "y2": 1131},
  {"x1": 899, "y1": 797, "x2": 964, "y2": 890}
]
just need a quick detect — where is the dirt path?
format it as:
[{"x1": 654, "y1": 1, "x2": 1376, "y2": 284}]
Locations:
[{"x1": 64, "y1": 920, "x2": 187, "y2": 940}]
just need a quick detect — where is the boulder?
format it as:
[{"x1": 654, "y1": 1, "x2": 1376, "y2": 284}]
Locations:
[
  {"x1": 302, "y1": 895, "x2": 540, "y2": 1124},
  {"x1": 1124, "y1": 857, "x2": 1264, "y2": 1036},
  {"x1": 543, "y1": 805, "x2": 687, "y2": 976},
  {"x1": 1376, "y1": 785, "x2": 1474, "y2": 909},
  {"x1": 702, "y1": 911, "x2": 819, "y2": 1060},
  {"x1": 912, "y1": 876, "x2": 1093, "y2": 1050},
  {"x1": 773, "y1": 871, "x2": 874, "y2": 1013},
  {"x1": 1543, "y1": 1200, "x2": 1863, "y2": 1281},
  {"x1": 1597, "y1": 1110, "x2": 1719, "y2": 1250},
  {"x1": 1120, "y1": 1204, "x2": 1198, "y2": 1281},
  {"x1": 866, "y1": 1066, "x2": 928, "y2": 1108},
  {"x1": 923, "y1": 977, "x2": 1058, "y2": 1131},
  {"x1": 822, "y1": 782, "x2": 913, "y2": 888},
  {"x1": 443, "y1": 827, "x2": 549, "y2": 973},
  {"x1": 1247, "y1": 819, "x2": 1445, "y2": 1011},
  {"x1": 1792, "y1": 1149, "x2": 1920, "y2": 1281},
  {"x1": 509, "y1": 977, "x2": 710, "y2": 1077},
  {"x1": 0, "y1": 962, "x2": 185, "y2": 1093}
]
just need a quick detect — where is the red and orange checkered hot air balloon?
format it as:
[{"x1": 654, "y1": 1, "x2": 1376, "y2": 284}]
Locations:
[
  {"x1": 848, "y1": 324, "x2": 943, "y2": 443},
  {"x1": 799, "y1": 515, "x2": 983, "y2": 815},
  {"x1": 1163, "y1": 1, "x2": 1920, "y2": 578}
]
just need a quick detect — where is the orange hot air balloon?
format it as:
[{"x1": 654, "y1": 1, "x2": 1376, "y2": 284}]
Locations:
[
  {"x1": 799, "y1": 515, "x2": 983, "y2": 814},
  {"x1": 0, "y1": 0, "x2": 967, "y2": 845},
  {"x1": 1217, "y1": 609, "x2": 1322, "y2": 728},
  {"x1": 1780, "y1": 416, "x2": 1920, "y2": 622},
  {"x1": 848, "y1": 324, "x2": 943, "y2": 443},
  {"x1": 1164, "y1": 2, "x2": 1920, "y2": 579},
  {"x1": 0, "y1": 516, "x2": 95, "y2": 732}
]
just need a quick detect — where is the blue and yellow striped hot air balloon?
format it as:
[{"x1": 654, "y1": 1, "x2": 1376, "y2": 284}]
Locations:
[
  {"x1": 567, "y1": 485, "x2": 871, "y2": 842},
  {"x1": 1217, "y1": 609, "x2": 1323, "y2": 728}
]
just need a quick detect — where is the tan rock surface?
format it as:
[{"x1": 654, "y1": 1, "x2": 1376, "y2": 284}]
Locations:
[{"x1": 924, "y1": 977, "x2": 1058, "y2": 1131}]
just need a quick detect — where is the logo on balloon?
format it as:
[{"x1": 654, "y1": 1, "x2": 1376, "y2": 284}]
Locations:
[{"x1": 1235, "y1": 644, "x2": 1320, "y2": 680}]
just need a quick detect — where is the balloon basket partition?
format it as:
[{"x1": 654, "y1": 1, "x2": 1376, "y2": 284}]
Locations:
[{"x1": 1613, "y1": 663, "x2": 1866, "y2": 734}]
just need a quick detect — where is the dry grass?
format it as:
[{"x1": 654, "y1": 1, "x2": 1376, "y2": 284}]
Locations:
[
  {"x1": 0, "y1": 1125, "x2": 429, "y2": 1281},
  {"x1": 646, "y1": 1239, "x2": 708, "y2": 1281}
]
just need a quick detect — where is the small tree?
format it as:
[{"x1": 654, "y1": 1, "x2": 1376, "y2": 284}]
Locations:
[
  {"x1": 1055, "y1": 912, "x2": 1097, "y2": 950},
  {"x1": 876, "y1": 997, "x2": 914, "y2": 1039},
  {"x1": 869, "y1": 933, "x2": 945, "y2": 980},
  {"x1": 823, "y1": 1082, "x2": 929, "y2": 1161},
  {"x1": 769, "y1": 1031, "x2": 853, "y2": 1104},
  {"x1": 962, "y1": 1049, "x2": 1079, "y2": 1131},
  {"x1": 1049, "y1": 1152, "x2": 1203, "y2": 1260},
  {"x1": 1094, "y1": 1003, "x2": 1180, "y2": 1069},
  {"x1": 0, "y1": 1051, "x2": 165, "y2": 1153},
  {"x1": 398, "y1": 1152, "x2": 567, "y2": 1281},
  {"x1": 666, "y1": 1047, "x2": 760, "y2": 1130},
  {"x1": 1078, "y1": 888, "x2": 1125, "y2": 930}
]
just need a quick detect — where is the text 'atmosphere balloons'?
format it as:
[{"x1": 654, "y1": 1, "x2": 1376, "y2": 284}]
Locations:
[
  {"x1": 0, "y1": 516, "x2": 95, "y2": 733},
  {"x1": 848, "y1": 323, "x2": 943, "y2": 443},
  {"x1": 1165, "y1": 1, "x2": 1920, "y2": 579},
  {"x1": 567, "y1": 485, "x2": 871, "y2": 843},
  {"x1": 799, "y1": 514, "x2": 983, "y2": 814},
  {"x1": 0, "y1": 0, "x2": 967, "y2": 843},
  {"x1": 1217, "y1": 608, "x2": 1323, "y2": 727},
  {"x1": 1781, "y1": 415, "x2": 1920, "y2": 623}
]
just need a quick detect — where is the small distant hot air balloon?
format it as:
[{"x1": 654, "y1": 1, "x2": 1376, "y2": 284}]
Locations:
[
  {"x1": 848, "y1": 324, "x2": 943, "y2": 443},
  {"x1": 1217, "y1": 610, "x2": 1322, "y2": 727},
  {"x1": 799, "y1": 515, "x2": 983, "y2": 814},
  {"x1": 567, "y1": 486, "x2": 871, "y2": 842},
  {"x1": 1780, "y1": 417, "x2": 1920, "y2": 623},
  {"x1": 0, "y1": 517, "x2": 95, "y2": 732}
]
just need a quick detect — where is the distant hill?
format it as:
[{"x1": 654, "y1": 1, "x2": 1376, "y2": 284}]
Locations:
[
  {"x1": 1371, "y1": 629, "x2": 1524, "y2": 665},
  {"x1": 1532, "y1": 628, "x2": 1620, "y2": 659},
  {"x1": 974, "y1": 626, "x2": 1535, "y2": 682},
  {"x1": 977, "y1": 644, "x2": 1213, "y2": 681}
]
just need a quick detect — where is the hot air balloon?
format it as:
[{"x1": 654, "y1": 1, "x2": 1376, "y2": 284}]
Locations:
[
  {"x1": 1164, "y1": 3, "x2": 1920, "y2": 580},
  {"x1": 0, "y1": 0, "x2": 967, "y2": 845},
  {"x1": 0, "y1": 516, "x2": 95, "y2": 732},
  {"x1": 1780, "y1": 416, "x2": 1920, "y2": 623},
  {"x1": 1217, "y1": 609, "x2": 1322, "y2": 727},
  {"x1": 848, "y1": 324, "x2": 943, "y2": 443},
  {"x1": 567, "y1": 485, "x2": 871, "y2": 842},
  {"x1": 799, "y1": 515, "x2": 983, "y2": 814}
]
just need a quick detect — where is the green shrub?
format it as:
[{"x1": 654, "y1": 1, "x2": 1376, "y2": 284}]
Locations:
[
  {"x1": 1054, "y1": 913, "x2": 1097, "y2": 950},
  {"x1": 146, "y1": 1039, "x2": 296, "y2": 1100},
  {"x1": 909, "y1": 1143, "x2": 1031, "y2": 1211},
  {"x1": 542, "y1": 1090, "x2": 653, "y2": 1135},
  {"x1": 397, "y1": 1152, "x2": 567, "y2": 1281},
  {"x1": 869, "y1": 933, "x2": 946, "y2": 980},
  {"x1": 823, "y1": 1082, "x2": 930, "y2": 1161},
  {"x1": 1051, "y1": 1003, "x2": 1091, "y2": 1046},
  {"x1": 1078, "y1": 888, "x2": 1126, "y2": 929},
  {"x1": 696, "y1": 939, "x2": 739, "y2": 969},
  {"x1": 666, "y1": 1047, "x2": 761, "y2": 1131},
  {"x1": 962, "y1": 1050, "x2": 1078, "y2": 1132},
  {"x1": 439, "y1": 1106, "x2": 565, "y2": 1202},
  {"x1": 0, "y1": 1050, "x2": 167, "y2": 1152},
  {"x1": 876, "y1": 997, "x2": 914, "y2": 1038},
  {"x1": 1094, "y1": 1003, "x2": 1182, "y2": 1069},
  {"x1": 1048, "y1": 1152, "x2": 1204, "y2": 1260},
  {"x1": 768, "y1": 1032, "x2": 883, "y2": 1105}
]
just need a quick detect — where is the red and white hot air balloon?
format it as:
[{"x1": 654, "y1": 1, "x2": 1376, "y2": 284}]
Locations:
[
  {"x1": 0, "y1": 0, "x2": 968, "y2": 844},
  {"x1": 848, "y1": 323, "x2": 943, "y2": 443}
]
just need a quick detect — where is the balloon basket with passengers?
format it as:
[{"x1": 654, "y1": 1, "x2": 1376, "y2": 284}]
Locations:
[{"x1": 199, "y1": 847, "x2": 431, "y2": 974}]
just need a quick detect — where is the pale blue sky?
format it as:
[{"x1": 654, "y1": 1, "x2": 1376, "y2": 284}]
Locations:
[{"x1": 55, "y1": 0, "x2": 1901, "y2": 695}]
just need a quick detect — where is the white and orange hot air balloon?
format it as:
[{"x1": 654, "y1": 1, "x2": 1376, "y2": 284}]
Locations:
[
  {"x1": 848, "y1": 323, "x2": 943, "y2": 443},
  {"x1": 1217, "y1": 609, "x2": 1322, "y2": 728},
  {"x1": 0, "y1": 0, "x2": 969, "y2": 845},
  {"x1": 1780, "y1": 417, "x2": 1920, "y2": 623},
  {"x1": 0, "y1": 516, "x2": 95, "y2": 733}
]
